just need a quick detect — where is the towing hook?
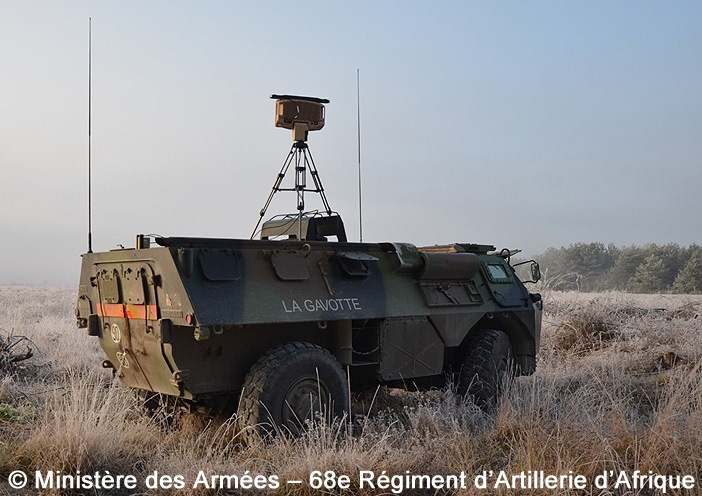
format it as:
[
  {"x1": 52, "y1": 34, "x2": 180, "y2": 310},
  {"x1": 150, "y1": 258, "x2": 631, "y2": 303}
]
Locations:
[{"x1": 102, "y1": 360, "x2": 117, "y2": 377}]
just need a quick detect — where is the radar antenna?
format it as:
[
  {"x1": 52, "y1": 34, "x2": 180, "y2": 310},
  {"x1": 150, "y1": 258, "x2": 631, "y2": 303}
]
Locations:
[{"x1": 251, "y1": 95, "x2": 335, "y2": 240}]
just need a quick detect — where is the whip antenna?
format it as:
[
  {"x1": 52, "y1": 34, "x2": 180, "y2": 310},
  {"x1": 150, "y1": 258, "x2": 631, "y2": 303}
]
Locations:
[
  {"x1": 357, "y1": 69, "x2": 363, "y2": 242},
  {"x1": 87, "y1": 17, "x2": 93, "y2": 253}
]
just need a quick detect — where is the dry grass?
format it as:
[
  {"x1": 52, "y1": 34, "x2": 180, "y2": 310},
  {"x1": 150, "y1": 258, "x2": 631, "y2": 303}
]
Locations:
[{"x1": 1, "y1": 287, "x2": 701, "y2": 495}]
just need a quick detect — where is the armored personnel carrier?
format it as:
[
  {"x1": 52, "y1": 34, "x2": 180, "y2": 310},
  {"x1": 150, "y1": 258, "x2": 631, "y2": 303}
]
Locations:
[{"x1": 75, "y1": 95, "x2": 542, "y2": 438}]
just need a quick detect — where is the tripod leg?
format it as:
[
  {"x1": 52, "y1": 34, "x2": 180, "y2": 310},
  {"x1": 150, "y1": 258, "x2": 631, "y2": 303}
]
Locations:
[
  {"x1": 250, "y1": 145, "x2": 296, "y2": 239},
  {"x1": 304, "y1": 147, "x2": 333, "y2": 215}
]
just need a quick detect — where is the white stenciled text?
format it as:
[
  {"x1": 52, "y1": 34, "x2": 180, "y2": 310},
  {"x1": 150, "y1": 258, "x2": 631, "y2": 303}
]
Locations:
[{"x1": 282, "y1": 297, "x2": 362, "y2": 314}]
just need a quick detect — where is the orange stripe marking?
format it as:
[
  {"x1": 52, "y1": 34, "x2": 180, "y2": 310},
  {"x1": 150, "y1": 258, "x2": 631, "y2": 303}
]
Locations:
[{"x1": 98, "y1": 303, "x2": 157, "y2": 320}]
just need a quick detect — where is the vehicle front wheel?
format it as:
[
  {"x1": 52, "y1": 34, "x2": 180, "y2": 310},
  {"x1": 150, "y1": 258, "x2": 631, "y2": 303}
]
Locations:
[
  {"x1": 458, "y1": 329, "x2": 512, "y2": 412},
  {"x1": 237, "y1": 342, "x2": 349, "y2": 442}
]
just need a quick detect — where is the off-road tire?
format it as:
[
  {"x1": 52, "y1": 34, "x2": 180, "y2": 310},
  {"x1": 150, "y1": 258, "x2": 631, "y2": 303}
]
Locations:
[
  {"x1": 458, "y1": 329, "x2": 512, "y2": 412},
  {"x1": 237, "y1": 342, "x2": 349, "y2": 443}
]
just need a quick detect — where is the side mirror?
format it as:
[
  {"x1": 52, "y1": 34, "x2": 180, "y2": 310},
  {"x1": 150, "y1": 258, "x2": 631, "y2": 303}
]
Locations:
[
  {"x1": 530, "y1": 261, "x2": 541, "y2": 283},
  {"x1": 512, "y1": 259, "x2": 541, "y2": 283}
]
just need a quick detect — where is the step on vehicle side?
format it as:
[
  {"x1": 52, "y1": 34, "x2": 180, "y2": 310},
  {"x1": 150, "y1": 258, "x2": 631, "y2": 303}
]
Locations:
[{"x1": 75, "y1": 95, "x2": 542, "y2": 439}]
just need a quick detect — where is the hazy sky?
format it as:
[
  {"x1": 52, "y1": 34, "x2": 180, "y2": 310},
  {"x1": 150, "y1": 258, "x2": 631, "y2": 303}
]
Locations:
[{"x1": 1, "y1": 1, "x2": 701, "y2": 285}]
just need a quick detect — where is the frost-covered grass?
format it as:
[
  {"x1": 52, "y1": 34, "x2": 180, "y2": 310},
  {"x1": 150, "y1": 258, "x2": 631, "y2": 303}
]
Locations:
[{"x1": 0, "y1": 287, "x2": 701, "y2": 495}]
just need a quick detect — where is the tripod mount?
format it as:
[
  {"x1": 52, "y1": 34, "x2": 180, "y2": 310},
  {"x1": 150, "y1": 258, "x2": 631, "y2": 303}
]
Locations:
[{"x1": 251, "y1": 95, "x2": 344, "y2": 241}]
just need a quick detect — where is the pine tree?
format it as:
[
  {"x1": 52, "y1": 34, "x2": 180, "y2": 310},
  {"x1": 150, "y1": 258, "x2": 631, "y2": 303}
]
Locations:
[
  {"x1": 672, "y1": 247, "x2": 702, "y2": 294},
  {"x1": 607, "y1": 245, "x2": 646, "y2": 290},
  {"x1": 631, "y1": 254, "x2": 667, "y2": 293}
]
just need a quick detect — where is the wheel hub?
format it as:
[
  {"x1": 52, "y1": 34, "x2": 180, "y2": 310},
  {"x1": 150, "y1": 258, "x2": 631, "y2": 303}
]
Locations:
[{"x1": 282, "y1": 376, "x2": 330, "y2": 430}]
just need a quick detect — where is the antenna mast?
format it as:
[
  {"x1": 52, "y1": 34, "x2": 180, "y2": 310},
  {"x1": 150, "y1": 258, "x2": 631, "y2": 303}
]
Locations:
[
  {"x1": 357, "y1": 69, "x2": 363, "y2": 242},
  {"x1": 87, "y1": 17, "x2": 93, "y2": 253}
]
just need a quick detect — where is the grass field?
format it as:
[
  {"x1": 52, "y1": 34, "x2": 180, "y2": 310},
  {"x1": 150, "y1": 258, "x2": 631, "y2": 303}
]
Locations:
[{"x1": 0, "y1": 286, "x2": 700, "y2": 495}]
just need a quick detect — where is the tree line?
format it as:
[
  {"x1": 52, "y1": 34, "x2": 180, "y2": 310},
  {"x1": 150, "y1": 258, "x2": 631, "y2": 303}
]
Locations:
[{"x1": 532, "y1": 242, "x2": 702, "y2": 293}]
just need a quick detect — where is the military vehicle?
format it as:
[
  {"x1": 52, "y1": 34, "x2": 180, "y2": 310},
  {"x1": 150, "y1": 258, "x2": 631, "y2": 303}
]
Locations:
[{"x1": 75, "y1": 95, "x2": 542, "y2": 438}]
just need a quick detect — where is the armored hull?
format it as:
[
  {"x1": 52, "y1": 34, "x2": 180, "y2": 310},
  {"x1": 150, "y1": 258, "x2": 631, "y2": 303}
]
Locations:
[{"x1": 77, "y1": 235, "x2": 541, "y2": 420}]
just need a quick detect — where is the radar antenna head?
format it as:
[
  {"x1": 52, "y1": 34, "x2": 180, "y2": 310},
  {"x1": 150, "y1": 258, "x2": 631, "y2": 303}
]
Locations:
[
  {"x1": 270, "y1": 94, "x2": 329, "y2": 142},
  {"x1": 251, "y1": 94, "x2": 343, "y2": 241}
]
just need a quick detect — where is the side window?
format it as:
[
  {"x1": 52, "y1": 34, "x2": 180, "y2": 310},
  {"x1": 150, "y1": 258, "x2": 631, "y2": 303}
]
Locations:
[{"x1": 483, "y1": 262, "x2": 513, "y2": 284}]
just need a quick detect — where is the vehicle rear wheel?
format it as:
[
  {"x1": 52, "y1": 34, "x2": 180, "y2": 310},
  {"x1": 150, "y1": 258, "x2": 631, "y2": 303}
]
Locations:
[
  {"x1": 237, "y1": 342, "x2": 349, "y2": 442},
  {"x1": 458, "y1": 329, "x2": 512, "y2": 412}
]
